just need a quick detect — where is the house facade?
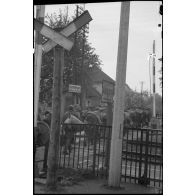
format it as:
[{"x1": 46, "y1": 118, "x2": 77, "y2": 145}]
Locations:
[{"x1": 83, "y1": 65, "x2": 132, "y2": 109}]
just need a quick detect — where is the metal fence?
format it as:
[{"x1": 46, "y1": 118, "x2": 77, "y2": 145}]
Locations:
[
  {"x1": 121, "y1": 127, "x2": 163, "y2": 190},
  {"x1": 58, "y1": 124, "x2": 163, "y2": 190},
  {"x1": 59, "y1": 124, "x2": 112, "y2": 177}
]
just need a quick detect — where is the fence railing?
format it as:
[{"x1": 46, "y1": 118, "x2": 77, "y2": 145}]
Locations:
[
  {"x1": 59, "y1": 124, "x2": 112, "y2": 177},
  {"x1": 58, "y1": 124, "x2": 162, "y2": 190},
  {"x1": 121, "y1": 127, "x2": 163, "y2": 189}
]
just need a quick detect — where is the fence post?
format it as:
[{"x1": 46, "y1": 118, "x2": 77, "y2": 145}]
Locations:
[
  {"x1": 143, "y1": 129, "x2": 149, "y2": 184},
  {"x1": 105, "y1": 127, "x2": 111, "y2": 178},
  {"x1": 43, "y1": 142, "x2": 49, "y2": 172},
  {"x1": 138, "y1": 130, "x2": 143, "y2": 180},
  {"x1": 92, "y1": 127, "x2": 97, "y2": 176}
]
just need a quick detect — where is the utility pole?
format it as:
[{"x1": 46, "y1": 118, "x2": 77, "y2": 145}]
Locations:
[
  {"x1": 140, "y1": 81, "x2": 144, "y2": 108},
  {"x1": 148, "y1": 55, "x2": 152, "y2": 96},
  {"x1": 152, "y1": 40, "x2": 156, "y2": 117},
  {"x1": 108, "y1": 1, "x2": 130, "y2": 187},
  {"x1": 34, "y1": 5, "x2": 45, "y2": 127}
]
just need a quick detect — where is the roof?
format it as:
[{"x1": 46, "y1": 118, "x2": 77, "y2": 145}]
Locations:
[
  {"x1": 86, "y1": 66, "x2": 115, "y2": 84},
  {"x1": 86, "y1": 84, "x2": 101, "y2": 98},
  {"x1": 85, "y1": 65, "x2": 133, "y2": 96}
]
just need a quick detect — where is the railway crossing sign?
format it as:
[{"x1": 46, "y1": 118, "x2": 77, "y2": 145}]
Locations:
[
  {"x1": 34, "y1": 19, "x2": 73, "y2": 51},
  {"x1": 34, "y1": 10, "x2": 92, "y2": 52},
  {"x1": 43, "y1": 11, "x2": 92, "y2": 53},
  {"x1": 34, "y1": 9, "x2": 92, "y2": 126}
]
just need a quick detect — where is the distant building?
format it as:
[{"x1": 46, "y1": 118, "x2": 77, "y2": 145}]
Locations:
[
  {"x1": 84, "y1": 66, "x2": 132, "y2": 108},
  {"x1": 61, "y1": 65, "x2": 132, "y2": 111}
]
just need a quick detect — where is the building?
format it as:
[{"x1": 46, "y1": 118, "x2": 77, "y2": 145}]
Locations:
[
  {"x1": 43, "y1": 65, "x2": 133, "y2": 113},
  {"x1": 83, "y1": 65, "x2": 132, "y2": 108}
]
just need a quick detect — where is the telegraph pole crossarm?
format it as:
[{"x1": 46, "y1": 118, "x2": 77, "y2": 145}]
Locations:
[{"x1": 34, "y1": 5, "x2": 45, "y2": 128}]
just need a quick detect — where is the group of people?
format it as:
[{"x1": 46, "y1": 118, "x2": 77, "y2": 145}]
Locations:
[{"x1": 39, "y1": 104, "x2": 103, "y2": 127}]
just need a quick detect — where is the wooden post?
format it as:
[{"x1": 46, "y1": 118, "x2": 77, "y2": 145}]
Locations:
[
  {"x1": 80, "y1": 27, "x2": 86, "y2": 110},
  {"x1": 73, "y1": 5, "x2": 79, "y2": 105},
  {"x1": 60, "y1": 48, "x2": 65, "y2": 123},
  {"x1": 34, "y1": 5, "x2": 45, "y2": 127},
  {"x1": 108, "y1": 1, "x2": 130, "y2": 187},
  {"x1": 46, "y1": 45, "x2": 63, "y2": 190}
]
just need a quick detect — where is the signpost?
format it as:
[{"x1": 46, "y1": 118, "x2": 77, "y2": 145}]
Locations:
[
  {"x1": 152, "y1": 40, "x2": 156, "y2": 118},
  {"x1": 34, "y1": 6, "x2": 92, "y2": 190}
]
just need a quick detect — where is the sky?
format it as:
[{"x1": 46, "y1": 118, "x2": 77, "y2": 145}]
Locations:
[{"x1": 43, "y1": 1, "x2": 162, "y2": 95}]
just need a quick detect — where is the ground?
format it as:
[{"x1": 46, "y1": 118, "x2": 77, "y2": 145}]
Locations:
[
  {"x1": 34, "y1": 167, "x2": 161, "y2": 194},
  {"x1": 34, "y1": 178, "x2": 160, "y2": 194}
]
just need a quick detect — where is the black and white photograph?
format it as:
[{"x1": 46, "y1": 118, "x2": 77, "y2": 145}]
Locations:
[
  {"x1": 3, "y1": 1, "x2": 195, "y2": 195},
  {"x1": 33, "y1": 1, "x2": 163, "y2": 194}
]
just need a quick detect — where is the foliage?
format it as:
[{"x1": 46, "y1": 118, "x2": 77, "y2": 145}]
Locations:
[
  {"x1": 125, "y1": 89, "x2": 162, "y2": 117},
  {"x1": 39, "y1": 8, "x2": 102, "y2": 105}
]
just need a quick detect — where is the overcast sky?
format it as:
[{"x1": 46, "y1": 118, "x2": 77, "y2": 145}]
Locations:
[{"x1": 44, "y1": 1, "x2": 162, "y2": 95}]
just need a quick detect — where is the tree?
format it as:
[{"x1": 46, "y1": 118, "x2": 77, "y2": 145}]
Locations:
[
  {"x1": 124, "y1": 89, "x2": 162, "y2": 118},
  {"x1": 39, "y1": 8, "x2": 102, "y2": 106}
]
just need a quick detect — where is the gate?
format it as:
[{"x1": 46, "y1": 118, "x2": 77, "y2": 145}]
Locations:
[
  {"x1": 59, "y1": 124, "x2": 112, "y2": 177},
  {"x1": 58, "y1": 124, "x2": 162, "y2": 190},
  {"x1": 121, "y1": 128, "x2": 163, "y2": 190}
]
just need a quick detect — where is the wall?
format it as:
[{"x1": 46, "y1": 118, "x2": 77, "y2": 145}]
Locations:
[{"x1": 92, "y1": 82, "x2": 102, "y2": 94}]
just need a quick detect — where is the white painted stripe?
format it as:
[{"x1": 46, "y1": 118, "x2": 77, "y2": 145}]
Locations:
[
  {"x1": 34, "y1": 45, "x2": 43, "y2": 125},
  {"x1": 42, "y1": 10, "x2": 92, "y2": 53},
  {"x1": 40, "y1": 25, "x2": 73, "y2": 51},
  {"x1": 61, "y1": 23, "x2": 77, "y2": 37},
  {"x1": 34, "y1": 5, "x2": 45, "y2": 127},
  {"x1": 43, "y1": 23, "x2": 77, "y2": 53}
]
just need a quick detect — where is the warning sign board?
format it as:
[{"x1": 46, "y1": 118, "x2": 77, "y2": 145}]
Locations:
[
  {"x1": 69, "y1": 84, "x2": 81, "y2": 93},
  {"x1": 102, "y1": 80, "x2": 115, "y2": 103}
]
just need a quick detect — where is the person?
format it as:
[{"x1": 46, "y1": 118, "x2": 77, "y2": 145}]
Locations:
[
  {"x1": 37, "y1": 107, "x2": 42, "y2": 121},
  {"x1": 83, "y1": 107, "x2": 102, "y2": 145},
  {"x1": 61, "y1": 105, "x2": 76, "y2": 154},
  {"x1": 61, "y1": 105, "x2": 74, "y2": 124},
  {"x1": 73, "y1": 104, "x2": 81, "y2": 119},
  {"x1": 84, "y1": 107, "x2": 102, "y2": 124},
  {"x1": 43, "y1": 111, "x2": 52, "y2": 127}
]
